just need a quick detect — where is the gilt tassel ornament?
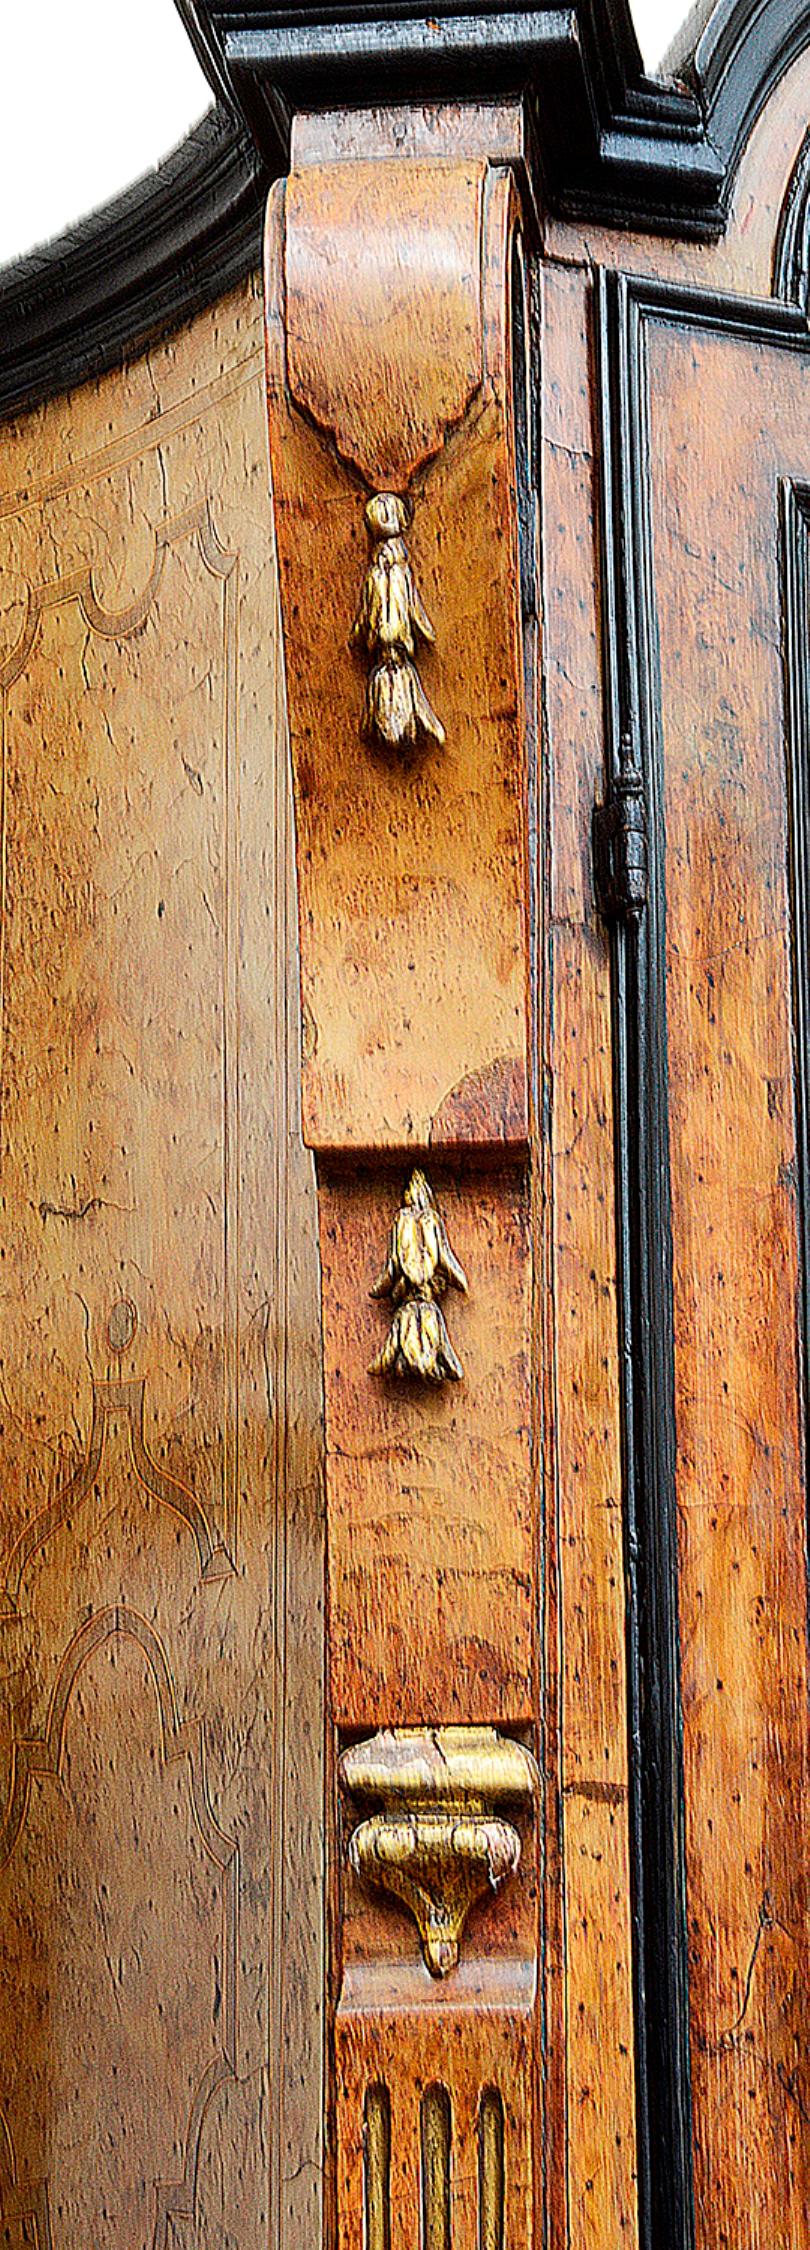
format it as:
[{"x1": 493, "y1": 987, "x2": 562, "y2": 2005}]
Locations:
[
  {"x1": 370, "y1": 1168, "x2": 467, "y2": 1385},
  {"x1": 352, "y1": 493, "x2": 445, "y2": 752}
]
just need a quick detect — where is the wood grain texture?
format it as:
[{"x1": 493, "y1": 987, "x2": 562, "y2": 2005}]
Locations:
[
  {"x1": 285, "y1": 162, "x2": 485, "y2": 489},
  {"x1": 263, "y1": 148, "x2": 539, "y2": 2250},
  {"x1": 0, "y1": 287, "x2": 326, "y2": 2250},
  {"x1": 540, "y1": 257, "x2": 640, "y2": 2250},
  {"x1": 318, "y1": 1165, "x2": 533, "y2": 1725},
  {"x1": 264, "y1": 166, "x2": 528, "y2": 1156},
  {"x1": 646, "y1": 315, "x2": 810, "y2": 2249}
]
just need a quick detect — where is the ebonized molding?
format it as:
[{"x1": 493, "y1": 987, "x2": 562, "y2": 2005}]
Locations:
[
  {"x1": 181, "y1": 0, "x2": 810, "y2": 235},
  {"x1": 0, "y1": 106, "x2": 265, "y2": 425},
  {"x1": 595, "y1": 259, "x2": 810, "y2": 2250},
  {"x1": 774, "y1": 127, "x2": 810, "y2": 309},
  {"x1": 2, "y1": 1, "x2": 810, "y2": 424},
  {"x1": 595, "y1": 263, "x2": 695, "y2": 2250}
]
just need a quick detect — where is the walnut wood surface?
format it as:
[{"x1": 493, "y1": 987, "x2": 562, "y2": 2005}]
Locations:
[
  {"x1": 264, "y1": 165, "x2": 528, "y2": 1156},
  {"x1": 3, "y1": 20, "x2": 810, "y2": 2250},
  {"x1": 264, "y1": 150, "x2": 540, "y2": 2250},
  {"x1": 649, "y1": 314, "x2": 810, "y2": 2248},
  {"x1": 0, "y1": 288, "x2": 326, "y2": 2250},
  {"x1": 540, "y1": 256, "x2": 640, "y2": 2250}
]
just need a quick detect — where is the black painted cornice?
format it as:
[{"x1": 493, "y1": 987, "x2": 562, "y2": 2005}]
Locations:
[
  {"x1": 179, "y1": 0, "x2": 810, "y2": 232},
  {"x1": 2, "y1": 2, "x2": 810, "y2": 426},
  {"x1": 0, "y1": 106, "x2": 265, "y2": 424}
]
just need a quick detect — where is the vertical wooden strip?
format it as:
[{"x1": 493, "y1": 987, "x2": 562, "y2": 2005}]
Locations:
[
  {"x1": 0, "y1": 684, "x2": 6, "y2": 1167},
  {"x1": 477, "y1": 2089, "x2": 504, "y2": 2250},
  {"x1": 364, "y1": 2083, "x2": 391, "y2": 2250},
  {"x1": 421, "y1": 2085, "x2": 452, "y2": 2250}
]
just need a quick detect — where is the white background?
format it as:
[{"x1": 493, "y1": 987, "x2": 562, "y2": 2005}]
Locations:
[{"x1": 0, "y1": 0, "x2": 693, "y2": 269}]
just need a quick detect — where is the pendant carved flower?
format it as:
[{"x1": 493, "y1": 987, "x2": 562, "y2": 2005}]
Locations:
[
  {"x1": 352, "y1": 494, "x2": 445, "y2": 753},
  {"x1": 370, "y1": 1168, "x2": 467, "y2": 1385}
]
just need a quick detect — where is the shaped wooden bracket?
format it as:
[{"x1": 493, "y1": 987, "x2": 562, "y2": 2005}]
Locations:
[{"x1": 264, "y1": 154, "x2": 530, "y2": 1157}]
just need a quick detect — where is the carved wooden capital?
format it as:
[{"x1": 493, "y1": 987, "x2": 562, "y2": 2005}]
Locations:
[{"x1": 341, "y1": 1726, "x2": 537, "y2": 1976}]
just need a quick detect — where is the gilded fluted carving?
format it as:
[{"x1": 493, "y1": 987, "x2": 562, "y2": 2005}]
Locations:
[
  {"x1": 352, "y1": 494, "x2": 445, "y2": 752},
  {"x1": 340, "y1": 1727, "x2": 536, "y2": 1976},
  {"x1": 370, "y1": 1168, "x2": 467, "y2": 1384}
]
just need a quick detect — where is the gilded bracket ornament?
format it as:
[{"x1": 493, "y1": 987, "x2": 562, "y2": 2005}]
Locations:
[
  {"x1": 340, "y1": 1726, "x2": 536, "y2": 1976},
  {"x1": 352, "y1": 493, "x2": 445, "y2": 752},
  {"x1": 370, "y1": 1167, "x2": 467, "y2": 1384}
]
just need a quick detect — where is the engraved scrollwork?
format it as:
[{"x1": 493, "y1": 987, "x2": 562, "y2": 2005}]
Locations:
[{"x1": 352, "y1": 493, "x2": 445, "y2": 752}]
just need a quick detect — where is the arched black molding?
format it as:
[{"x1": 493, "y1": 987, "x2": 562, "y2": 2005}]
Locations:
[
  {"x1": 2, "y1": 2, "x2": 810, "y2": 424},
  {"x1": 0, "y1": 105, "x2": 266, "y2": 424},
  {"x1": 183, "y1": 0, "x2": 810, "y2": 235},
  {"x1": 774, "y1": 126, "x2": 810, "y2": 307}
]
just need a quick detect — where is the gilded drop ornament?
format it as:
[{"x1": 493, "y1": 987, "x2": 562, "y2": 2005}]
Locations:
[
  {"x1": 352, "y1": 493, "x2": 445, "y2": 753},
  {"x1": 370, "y1": 1168, "x2": 467, "y2": 1385}
]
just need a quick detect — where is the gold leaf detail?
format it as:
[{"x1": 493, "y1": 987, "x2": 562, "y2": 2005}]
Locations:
[
  {"x1": 353, "y1": 493, "x2": 445, "y2": 752},
  {"x1": 340, "y1": 1727, "x2": 537, "y2": 1977},
  {"x1": 370, "y1": 1169, "x2": 467, "y2": 1386}
]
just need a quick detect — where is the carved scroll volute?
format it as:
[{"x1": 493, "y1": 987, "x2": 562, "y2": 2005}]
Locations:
[{"x1": 264, "y1": 159, "x2": 529, "y2": 1157}]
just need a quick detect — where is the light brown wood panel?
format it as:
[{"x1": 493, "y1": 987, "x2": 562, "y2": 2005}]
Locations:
[
  {"x1": 264, "y1": 166, "x2": 529, "y2": 1157},
  {"x1": 318, "y1": 1164, "x2": 533, "y2": 1727},
  {"x1": 0, "y1": 287, "x2": 325, "y2": 2250},
  {"x1": 647, "y1": 315, "x2": 810, "y2": 2250}
]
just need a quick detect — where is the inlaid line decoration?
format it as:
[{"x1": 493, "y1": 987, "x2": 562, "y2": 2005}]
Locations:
[
  {"x1": 0, "y1": 499, "x2": 242, "y2": 1560},
  {"x1": 0, "y1": 1604, "x2": 239, "y2": 2248},
  {"x1": 352, "y1": 493, "x2": 445, "y2": 752}
]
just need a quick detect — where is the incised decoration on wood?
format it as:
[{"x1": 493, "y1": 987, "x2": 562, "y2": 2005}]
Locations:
[
  {"x1": 370, "y1": 1167, "x2": 467, "y2": 1383},
  {"x1": 340, "y1": 1727, "x2": 536, "y2": 1975},
  {"x1": 352, "y1": 492, "x2": 445, "y2": 752}
]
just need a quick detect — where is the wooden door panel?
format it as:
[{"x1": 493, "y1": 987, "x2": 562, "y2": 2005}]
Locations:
[
  {"x1": 651, "y1": 317, "x2": 809, "y2": 2245},
  {"x1": 599, "y1": 281, "x2": 810, "y2": 2250}
]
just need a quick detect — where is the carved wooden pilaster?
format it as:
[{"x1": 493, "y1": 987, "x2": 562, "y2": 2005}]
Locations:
[{"x1": 263, "y1": 137, "x2": 537, "y2": 2250}]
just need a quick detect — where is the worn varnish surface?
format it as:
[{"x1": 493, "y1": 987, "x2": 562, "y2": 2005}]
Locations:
[
  {"x1": 648, "y1": 319, "x2": 810, "y2": 2246},
  {"x1": 4, "y1": 26, "x2": 810, "y2": 2250},
  {"x1": 263, "y1": 150, "x2": 540, "y2": 2250},
  {"x1": 264, "y1": 165, "x2": 528, "y2": 1157},
  {"x1": 540, "y1": 257, "x2": 639, "y2": 2250},
  {"x1": 0, "y1": 289, "x2": 325, "y2": 2249},
  {"x1": 318, "y1": 1166, "x2": 532, "y2": 1725}
]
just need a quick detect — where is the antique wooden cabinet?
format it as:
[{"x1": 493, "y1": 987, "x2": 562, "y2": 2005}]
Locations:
[{"x1": 0, "y1": 3, "x2": 808, "y2": 2249}]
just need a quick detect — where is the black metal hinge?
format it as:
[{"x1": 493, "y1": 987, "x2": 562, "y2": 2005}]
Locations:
[{"x1": 593, "y1": 770, "x2": 648, "y2": 920}]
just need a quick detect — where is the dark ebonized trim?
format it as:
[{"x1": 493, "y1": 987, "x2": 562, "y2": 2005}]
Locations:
[
  {"x1": 594, "y1": 265, "x2": 695, "y2": 2250},
  {"x1": 2, "y1": 0, "x2": 810, "y2": 427},
  {"x1": 0, "y1": 105, "x2": 267, "y2": 426},
  {"x1": 774, "y1": 128, "x2": 810, "y2": 309},
  {"x1": 595, "y1": 256, "x2": 810, "y2": 2250},
  {"x1": 182, "y1": 0, "x2": 810, "y2": 235}
]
